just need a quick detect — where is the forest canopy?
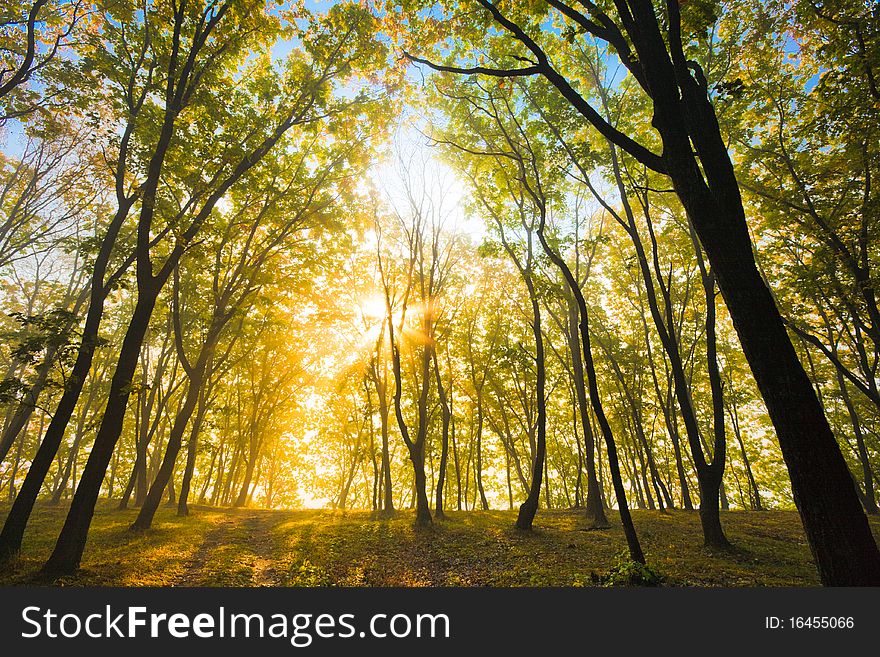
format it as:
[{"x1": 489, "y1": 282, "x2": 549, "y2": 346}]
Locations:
[{"x1": 0, "y1": 0, "x2": 878, "y2": 585}]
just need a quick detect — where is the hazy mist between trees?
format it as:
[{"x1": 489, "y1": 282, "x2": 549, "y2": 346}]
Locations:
[{"x1": 0, "y1": 0, "x2": 878, "y2": 586}]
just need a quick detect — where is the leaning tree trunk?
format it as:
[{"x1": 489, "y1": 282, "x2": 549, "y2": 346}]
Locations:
[
  {"x1": 528, "y1": 205, "x2": 643, "y2": 560},
  {"x1": 117, "y1": 461, "x2": 138, "y2": 511},
  {"x1": 130, "y1": 343, "x2": 212, "y2": 530},
  {"x1": 177, "y1": 383, "x2": 209, "y2": 517},
  {"x1": 0, "y1": 201, "x2": 135, "y2": 561},
  {"x1": 566, "y1": 292, "x2": 608, "y2": 527},
  {"x1": 731, "y1": 409, "x2": 762, "y2": 511},
  {"x1": 568, "y1": 275, "x2": 644, "y2": 562},
  {"x1": 515, "y1": 270, "x2": 546, "y2": 531},
  {"x1": 234, "y1": 434, "x2": 260, "y2": 509},
  {"x1": 645, "y1": 15, "x2": 880, "y2": 579},
  {"x1": 602, "y1": 127, "x2": 728, "y2": 547},
  {"x1": 42, "y1": 289, "x2": 159, "y2": 574},
  {"x1": 836, "y1": 370, "x2": 878, "y2": 515},
  {"x1": 0, "y1": 344, "x2": 58, "y2": 463},
  {"x1": 433, "y1": 352, "x2": 451, "y2": 519}
]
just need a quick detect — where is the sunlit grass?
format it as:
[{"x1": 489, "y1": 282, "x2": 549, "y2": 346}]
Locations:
[{"x1": 2, "y1": 504, "x2": 878, "y2": 586}]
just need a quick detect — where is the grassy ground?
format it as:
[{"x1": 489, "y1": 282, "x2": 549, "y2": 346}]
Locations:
[{"x1": 2, "y1": 504, "x2": 878, "y2": 586}]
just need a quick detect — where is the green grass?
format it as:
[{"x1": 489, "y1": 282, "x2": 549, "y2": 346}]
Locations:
[{"x1": 1, "y1": 503, "x2": 878, "y2": 586}]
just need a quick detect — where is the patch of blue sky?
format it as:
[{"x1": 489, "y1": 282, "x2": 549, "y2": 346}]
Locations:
[
  {"x1": 0, "y1": 120, "x2": 27, "y2": 160},
  {"x1": 777, "y1": 27, "x2": 828, "y2": 94}
]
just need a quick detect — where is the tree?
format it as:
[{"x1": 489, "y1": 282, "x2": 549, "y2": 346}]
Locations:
[
  {"x1": 0, "y1": 0, "x2": 89, "y2": 123},
  {"x1": 131, "y1": 98, "x2": 376, "y2": 529},
  {"x1": 41, "y1": 1, "x2": 388, "y2": 575},
  {"x1": 397, "y1": 0, "x2": 879, "y2": 586},
  {"x1": 376, "y1": 152, "x2": 460, "y2": 526}
]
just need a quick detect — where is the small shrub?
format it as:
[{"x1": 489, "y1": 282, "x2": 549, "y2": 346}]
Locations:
[
  {"x1": 288, "y1": 558, "x2": 331, "y2": 586},
  {"x1": 594, "y1": 551, "x2": 664, "y2": 587}
]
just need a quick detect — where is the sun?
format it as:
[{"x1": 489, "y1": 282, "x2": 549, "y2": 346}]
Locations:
[{"x1": 358, "y1": 294, "x2": 387, "y2": 321}]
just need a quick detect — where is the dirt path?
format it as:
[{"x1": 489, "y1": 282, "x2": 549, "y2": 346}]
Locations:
[
  {"x1": 173, "y1": 516, "x2": 237, "y2": 586},
  {"x1": 242, "y1": 511, "x2": 282, "y2": 586},
  {"x1": 173, "y1": 511, "x2": 285, "y2": 586}
]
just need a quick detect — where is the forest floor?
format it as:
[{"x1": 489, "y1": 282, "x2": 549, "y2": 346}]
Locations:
[{"x1": 2, "y1": 504, "x2": 878, "y2": 586}]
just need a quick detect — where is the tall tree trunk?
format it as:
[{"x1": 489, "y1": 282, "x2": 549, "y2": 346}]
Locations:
[
  {"x1": 689, "y1": 223, "x2": 730, "y2": 547},
  {"x1": 207, "y1": 450, "x2": 223, "y2": 506},
  {"x1": 433, "y1": 352, "x2": 451, "y2": 519},
  {"x1": 379, "y1": 388, "x2": 394, "y2": 515},
  {"x1": 637, "y1": 3, "x2": 880, "y2": 581},
  {"x1": 622, "y1": 440, "x2": 647, "y2": 510},
  {"x1": 50, "y1": 429, "x2": 85, "y2": 505},
  {"x1": 565, "y1": 292, "x2": 608, "y2": 526},
  {"x1": 197, "y1": 445, "x2": 217, "y2": 507},
  {"x1": 836, "y1": 371, "x2": 878, "y2": 515},
  {"x1": 131, "y1": 343, "x2": 212, "y2": 530},
  {"x1": 600, "y1": 124, "x2": 728, "y2": 546},
  {"x1": 527, "y1": 199, "x2": 643, "y2": 561},
  {"x1": 451, "y1": 411, "x2": 462, "y2": 511},
  {"x1": 581, "y1": 307, "x2": 645, "y2": 562},
  {"x1": 646, "y1": 335, "x2": 692, "y2": 510},
  {"x1": 42, "y1": 290, "x2": 159, "y2": 574},
  {"x1": 165, "y1": 475, "x2": 176, "y2": 506},
  {"x1": 386, "y1": 293, "x2": 431, "y2": 526},
  {"x1": 118, "y1": 462, "x2": 138, "y2": 511},
  {"x1": 474, "y1": 395, "x2": 489, "y2": 510},
  {"x1": 409, "y1": 443, "x2": 431, "y2": 525},
  {"x1": 218, "y1": 443, "x2": 241, "y2": 507},
  {"x1": 4, "y1": 416, "x2": 28, "y2": 500},
  {"x1": 728, "y1": 397, "x2": 763, "y2": 511},
  {"x1": 337, "y1": 439, "x2": 360, "y2": 511},
  {"x1": 177, "y1": 389, "x2": 208, "y2": 517},
  {"x1": 569, "y1": 377, "x2": 583, "y2": 508},
  {"x1": 134, "y1": 384, "x2": 150, "y2": 507},
  {"x1": 365, "y1": 377, "x2": 379, "y2": 511},
  {"x1": 0, "y1": 197, "x2": 136, "y2": 561},
  {"x1": 372, "y1": 352, "x2": 395, "y2": 515},
  {"x1": 634, "y1": 419, "x2": 671, "y2": 511},
  {"x1": 234, "y1": 435, "x2": 259, "y2": 509},
  {"x1": 0, "y1": 344, "x2": 58, "y2": 463},
  {"x1": 513, "y1": 257, "x2": 545, "y2": 531}
]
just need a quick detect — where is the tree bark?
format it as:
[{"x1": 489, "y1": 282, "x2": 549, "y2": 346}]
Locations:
[
  {"x1": 42, "y1": 290, "x2": 159, "y2": 574},
  {"x1": 565, "y1": 292, "x2": 608, "y2": 526},
  {"x1": 0, "y1": 342, "x2": 59, "y2": 464},
  {"x1": 835, "y1": 371, "x2": 878, "y2": 515},
  {"x1": 514, "y1": 262, "x2": 546, "y2": 531},
  {"x1": 384, "y1": 276, "x2": 432, "y2": 525},
  {"x1": 446, "y1": 0, "x2": 880, "y2": 583},
  {"x1": 0, "y1": 196, "x2": 136, "y2": 561},
  {"x1": 177, "y1": 385, "x2": 208, "y2": 517},
  {"x1": 433, "y1": 351, "x2": 451, "y2": 519},
  {"x1": 130, "y1": 339, "x2": 213, "y2": 530}
]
